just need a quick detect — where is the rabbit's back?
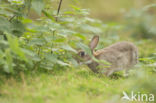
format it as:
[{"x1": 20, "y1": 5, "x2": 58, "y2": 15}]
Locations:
[{"x1": 95, "y1": 41, "x2": 138, "y2": 71}]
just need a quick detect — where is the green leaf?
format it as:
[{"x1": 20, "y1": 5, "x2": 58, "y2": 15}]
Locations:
[
  {"x1": 54, "y1": 37, "x2": 66, "y2": 43},
  {"x1": 28, "y1": 38, "x2": 45, "y2": 46},
  {"x1": 4, "y1": 49, "x2": 13, "y2": 73},
  {"x1": 8, "y1": 0, "x2": 24, "y2": 5},
  {"x1": 57, "y1": 60, "x2": 69, "y2": 66},
  {"x1": 0, "y1": 16, "x2": 11, "y2": 33},
  {"x1": 11, "y1": 19, "x2": 25, "y2": 36},
  {"x1": 69, "y1": 58, "x2": 78, "y2": 67},
  {"x1": 40, "y1": 62, "x2": 54, "y2": 70},
  {"x1": 45, "y1": 54, "x2": 58, "y2": 63},
  {"x1": 0, "y1": 50, "x2": 5, "y2": 65},
  {"x1": 77, "y1": 42, "x2": 91, "y2": 55},
  {"x1": 61, "y1": 45, "x2": 77, "y2": 53},
  {"x1": 6, "y1": 33, "x2": 26, "y2": 61},
  {"x1": 22, "y1": 18, "x2": 33, "y2": 23},
  {"x1": 31, "y1": 0, "x2": 44, "y2": 16},
  {"x1": 42, "y1": 10, "x2": 55, "y2": 21},
  {"x1": 0, "y1": 39, "x2": 8, "y2": 49},
  {"x1": 0, "y1": 9, "x2": 13, "y2": 17},
  {"x1": 74, "y1": 33, "x2": 86, "y2": 40},
  {"x1": 22, "y1": 49, "x2": 40, "y2": 62},
  {"x1": 70, "y1": 5, "x2": 89, "y2": 15},
  {"x1": 81, "y1": 24, "x2": 102, "y2": 34}
]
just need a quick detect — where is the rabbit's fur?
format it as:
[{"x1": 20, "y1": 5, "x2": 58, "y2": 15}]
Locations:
[{"x1": 77, "y1": 35, "x2": 138, "y2": 76}]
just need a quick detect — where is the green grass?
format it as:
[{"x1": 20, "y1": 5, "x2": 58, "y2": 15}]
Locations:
[
  {"x1": 0, "y1": 65, "x2": 155, "y2": 103},
  {"x1": 0, "y1": 67, "x2": 130, "y2": 103}
]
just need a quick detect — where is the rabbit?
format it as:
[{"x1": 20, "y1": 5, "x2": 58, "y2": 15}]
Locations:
[{"x1": 77, "y1": 35, "x2": 138, "y2": 77}]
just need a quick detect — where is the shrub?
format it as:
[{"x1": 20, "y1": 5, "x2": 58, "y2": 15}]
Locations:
[
  {"x1": 125, "y1": 4, "x2": 156, "y2": 39},
  {"x1": 0, "y1": 0, "x2": 121, "y2": 74}
]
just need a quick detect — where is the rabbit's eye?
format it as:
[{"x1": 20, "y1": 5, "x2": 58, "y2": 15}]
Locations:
[{"x1": 80, "y1": 51, "x2": 85, "y2": 57}]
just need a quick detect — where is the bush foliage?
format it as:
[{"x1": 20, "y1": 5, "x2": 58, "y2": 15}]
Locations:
[{"x1": 0, "y1": 0, "x2": 120, "y2": 73}]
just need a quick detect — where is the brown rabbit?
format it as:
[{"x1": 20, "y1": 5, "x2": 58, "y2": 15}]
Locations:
[{"x1": 77, "y1": 35, "x2": 138, "y2": 76}]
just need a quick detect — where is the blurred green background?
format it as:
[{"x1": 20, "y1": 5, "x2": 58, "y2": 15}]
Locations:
[{"x1": 53, "y1": 0, "x2": 156, "y2": 21}]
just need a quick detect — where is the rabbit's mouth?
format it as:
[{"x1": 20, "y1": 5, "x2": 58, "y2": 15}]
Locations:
[
  {"x1": 83, "y1": 60, "x2": 92, "y2": 65},
  {"x1": 77, "y1": 58, "x2": 92, "y2": 65},
  {"x1": 76, "y1": 57, "x2": 92, "y2": 65}
]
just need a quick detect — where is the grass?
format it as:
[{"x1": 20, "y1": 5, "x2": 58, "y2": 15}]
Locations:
[
  {"x1": 0, "y1": 64, "x2": 155, "y2": 103},
  {"x1": 0, "y1": 66, "x2": 131, "y2": 103}
]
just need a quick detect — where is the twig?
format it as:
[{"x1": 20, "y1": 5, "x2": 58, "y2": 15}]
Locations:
[
  {"x1": 56, "y1": 0, "x2": 63, "y2": 21},
  {"x1": 9, "y1": 15, "x2": 16, "y2": 22}
]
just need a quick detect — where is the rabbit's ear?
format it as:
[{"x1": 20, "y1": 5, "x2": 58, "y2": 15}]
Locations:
[{"x1": 89, "y1": 35, "x2": 99, "y2": 51}]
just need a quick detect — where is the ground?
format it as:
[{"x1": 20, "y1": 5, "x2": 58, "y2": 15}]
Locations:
[
  {"x1": 0, "y1": 66, "x2": 133, "y2": 103},
  {"x1": 1, "y1": 65, "x2": 153, "y2": 103}
]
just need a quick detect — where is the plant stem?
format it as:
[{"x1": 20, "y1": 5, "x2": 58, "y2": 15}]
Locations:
[{"x1": 56, "y1": 0, "x2": 63, "y2": 21}]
